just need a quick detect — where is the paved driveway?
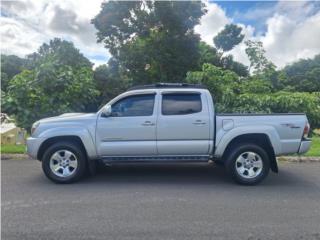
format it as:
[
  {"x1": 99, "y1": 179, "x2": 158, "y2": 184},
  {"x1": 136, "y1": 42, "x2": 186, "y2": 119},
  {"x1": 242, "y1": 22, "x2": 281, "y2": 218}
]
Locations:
[{"x1": 2, "y1": 159, "x2": 320, "y2": 240}]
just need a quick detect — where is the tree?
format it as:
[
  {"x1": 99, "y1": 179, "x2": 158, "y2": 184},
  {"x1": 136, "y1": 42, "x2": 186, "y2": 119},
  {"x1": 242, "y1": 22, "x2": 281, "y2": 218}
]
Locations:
[
  {"x1": 200, "y1": 25, "x2": 248, "y2": 77},
  {"x1": 92, "y1": 1, "x2": 206, "y2": 84},
  {"x1": 93, "y1": 59, "x2": 129, "y2": 106},
  {"x1": 245, "y1": 40, "x2": 275, "y2": 74},
  {"x1": 220, "y1": 54, "x2": 249, "y2": 77},
  {"x1": 185, "y1": 63, "x2": 320, "y2": 128},
  {"x1": 186, "y1": 63, "x2": 240, "y2": 111},
  {"x1": 197, "y1": 42, "x2": 221, "y2": 67},
  {"x1": 281, "y1": 54, "x2": 320, "y2": 92},
  {"x1": 238, "y1": 76, "x2": 273, "y2": 94},
  {"x1": 2, "y1": 39, "x2": 99, "y2": 130},
  {"x1": 1, "y1": 55, "x2": 27, "y2": 91},
  {"x1": 230, "y1": 92, "x2": 320, "y2": 129},
  {"x1": 197, "y1": 42, "x2": 248, "y2": 77},
  {"x1": 213, "y1": 24, "x2": 244, "y2": 52},
  {"x1": 26, "y1": 38, "x2": 92, "y2": 69},
  {"x1": 244, "y1": 40, "x2": 281, "y2": 89}
]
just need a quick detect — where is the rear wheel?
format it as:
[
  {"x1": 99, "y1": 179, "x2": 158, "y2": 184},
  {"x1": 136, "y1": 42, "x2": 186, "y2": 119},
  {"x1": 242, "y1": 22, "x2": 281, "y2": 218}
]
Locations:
[
  {"x1": 225, "y1": 144, "x2": 270, "y2": 185},
  {"x1": 42, "y1": 142, "x2": 87, "y2": 183}
]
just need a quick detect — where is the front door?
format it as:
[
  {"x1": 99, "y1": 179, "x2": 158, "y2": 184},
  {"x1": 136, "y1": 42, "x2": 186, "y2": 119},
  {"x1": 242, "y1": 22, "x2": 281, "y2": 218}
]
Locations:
[{"x1": 96, "y1": 93, "x2": 157, "y2": 156}]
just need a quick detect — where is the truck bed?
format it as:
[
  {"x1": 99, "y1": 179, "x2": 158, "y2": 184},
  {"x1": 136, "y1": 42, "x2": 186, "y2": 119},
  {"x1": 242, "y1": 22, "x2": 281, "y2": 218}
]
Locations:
[{"x1": 215, "y1": 113, "x2": 308, "y2": 156}]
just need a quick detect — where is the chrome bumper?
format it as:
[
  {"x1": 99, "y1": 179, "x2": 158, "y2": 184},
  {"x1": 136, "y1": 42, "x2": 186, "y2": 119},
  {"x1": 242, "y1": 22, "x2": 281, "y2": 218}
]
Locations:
[{"x1": 298, "y1": 139, "x2": 312, "y2": 154}]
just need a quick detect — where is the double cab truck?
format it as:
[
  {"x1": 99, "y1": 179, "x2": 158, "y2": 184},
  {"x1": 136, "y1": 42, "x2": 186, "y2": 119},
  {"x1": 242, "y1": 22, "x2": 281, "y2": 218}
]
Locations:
[{"x1": 27, "y1": 83, "x2": 311, "y2": 185}]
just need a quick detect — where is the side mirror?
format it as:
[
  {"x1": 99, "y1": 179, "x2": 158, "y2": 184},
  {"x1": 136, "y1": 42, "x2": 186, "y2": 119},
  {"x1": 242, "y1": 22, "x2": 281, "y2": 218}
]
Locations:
[{"x1": 101, "y1": 105, "x2": 112, "y2": 117}]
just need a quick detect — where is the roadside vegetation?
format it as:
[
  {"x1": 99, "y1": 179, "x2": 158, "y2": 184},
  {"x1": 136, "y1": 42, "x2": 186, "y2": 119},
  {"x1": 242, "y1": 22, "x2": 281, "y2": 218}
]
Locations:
[
  {"x1": 1, "y1": 2, "x2": 319, "y2": 139},
  {"x1": 1, "y1": 144, "x2": 25, "y2": 154},
  {"x1": 305, "y1": 136, "x2": 320, "y2": 157}
]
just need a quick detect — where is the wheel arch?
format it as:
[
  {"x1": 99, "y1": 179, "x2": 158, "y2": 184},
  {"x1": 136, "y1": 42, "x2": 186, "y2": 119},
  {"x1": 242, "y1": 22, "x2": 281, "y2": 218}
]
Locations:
[
  {"x1": 37, "y1": 136, "x2": 88, "y2": 161},
  {"x1": 221, "y1": 133, "x2": 278, "y2": 173}
]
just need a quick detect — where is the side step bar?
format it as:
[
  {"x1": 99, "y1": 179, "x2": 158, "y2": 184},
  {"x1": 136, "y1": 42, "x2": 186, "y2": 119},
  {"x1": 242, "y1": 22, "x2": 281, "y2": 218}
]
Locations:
[{"x1": 101, "y1": 155, "x2": 210, "y2": 164}]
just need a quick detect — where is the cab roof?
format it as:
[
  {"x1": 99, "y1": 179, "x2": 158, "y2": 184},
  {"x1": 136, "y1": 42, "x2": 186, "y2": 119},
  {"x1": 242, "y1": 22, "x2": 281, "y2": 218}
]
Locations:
[{"x1": 128, "y1": 83, "x2": 207, "y2": 91}]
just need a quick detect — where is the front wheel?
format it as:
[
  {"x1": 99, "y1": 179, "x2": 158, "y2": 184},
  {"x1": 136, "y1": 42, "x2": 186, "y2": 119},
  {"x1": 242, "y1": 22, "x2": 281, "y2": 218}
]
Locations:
[
  {"x1": 225, "y1": 144, "x2": 270, "y2": 185},
  {"x1": 42, "y1": 142, "x2": 87, "y2": 183}
]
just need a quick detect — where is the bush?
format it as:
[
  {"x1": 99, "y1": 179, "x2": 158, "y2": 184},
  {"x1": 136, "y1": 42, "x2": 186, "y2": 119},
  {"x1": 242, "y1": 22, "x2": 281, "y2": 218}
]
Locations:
[
  {"x1": 228, "y1": 92, "x2": 320, "y2": 129},
  {"x1": 186, "y1": 63, "x2": 239, "y2": 112},
  {"x1": 2, "y1": 66, "x2": 99, "y2": 130}
]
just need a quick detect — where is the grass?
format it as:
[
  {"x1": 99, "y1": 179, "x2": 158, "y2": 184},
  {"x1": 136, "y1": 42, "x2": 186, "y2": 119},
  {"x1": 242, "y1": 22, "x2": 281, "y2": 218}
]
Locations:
[
  {"x1": 1, "y1": 144, "x2": 26, "y2": 154},
  {"x1": 304, "y1": 136, "x2": 320, "y2": 157},
  {"x1": 1, "y1": 136, "x2": 319, "y2": 156}
]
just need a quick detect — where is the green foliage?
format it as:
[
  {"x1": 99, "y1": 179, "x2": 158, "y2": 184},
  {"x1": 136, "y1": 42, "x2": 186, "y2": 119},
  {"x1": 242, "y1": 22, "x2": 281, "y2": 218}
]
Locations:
[
  {"x1": 220, "y1": 54, "x2": 249, "y2": 77},
  {"x1": 186, "y1": 63, "x2": 239, "y2": 111},
  {"x1": 26, "y1": 38, "x2": 92, "y2": 69},
  {"x1": 92, "y1": 1, "x2": 206, "y2": 84},
  {"x1": 214, "y1": 24, "x2": 244, "y2": 52},
  {"x1": 2, "y1": 6, "x2": 319, "y2": 133},
  {"x1": 198, "y1": 42, "x2": 221, "y2": 67},
  {"x1": 93, "y1": 61, "x2": 129, "y2": 106},
  {"x1": 1, "y1": 55, "x2": 27, "y2": 91},
  {"x1": 238, "y1": 77, "x2": 272, "y2": 94},
  {"x1": 2, "y1": 39, "x2": 99, "y2": 130},
  {"x1": 229, "y1": 92, "x2": 320, "y2": 128},
  {"x1": 187, "y1": 63, "x2": 320, "y2": 128},
  {"x1": 281, "y1": 54, "x2": 320, "y2": 92},
  {"x1": 197, "y1": 42, "x2": 248, "y2": 77},
  {"x1": 245, "y1": 40, "x2": 276, "y2": 75}
]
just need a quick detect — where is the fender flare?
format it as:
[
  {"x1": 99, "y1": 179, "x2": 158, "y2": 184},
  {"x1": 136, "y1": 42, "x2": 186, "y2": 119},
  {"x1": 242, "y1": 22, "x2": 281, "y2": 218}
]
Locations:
[
  {"x1": 215, "y1": 126, "x2": 281, "y2": 157},
  {"x1": 38, "y1": 127, "x2": 97, "y2": 159}
]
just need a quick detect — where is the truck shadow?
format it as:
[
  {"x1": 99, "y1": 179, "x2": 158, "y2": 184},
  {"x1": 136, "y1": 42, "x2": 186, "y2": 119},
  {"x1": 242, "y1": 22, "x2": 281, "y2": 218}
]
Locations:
[
  {"x1": 92, "y1": 163, "x2": 232, "y2": 185},
  {"x1": 79, "y1": 162, "x2": 305, "y2": 187}
]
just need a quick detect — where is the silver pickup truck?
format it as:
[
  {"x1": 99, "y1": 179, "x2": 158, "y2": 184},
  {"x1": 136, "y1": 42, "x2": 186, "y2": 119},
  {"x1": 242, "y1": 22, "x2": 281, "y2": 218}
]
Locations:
[{"x1": 27, "y1": 83, "x2": 311, "y2": 185}]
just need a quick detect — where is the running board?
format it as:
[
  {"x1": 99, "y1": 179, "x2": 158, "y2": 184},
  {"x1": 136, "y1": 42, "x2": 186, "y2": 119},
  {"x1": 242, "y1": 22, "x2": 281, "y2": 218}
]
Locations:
[{"x1": 100, "y1": 155, "x2": 210, "y2": 164}]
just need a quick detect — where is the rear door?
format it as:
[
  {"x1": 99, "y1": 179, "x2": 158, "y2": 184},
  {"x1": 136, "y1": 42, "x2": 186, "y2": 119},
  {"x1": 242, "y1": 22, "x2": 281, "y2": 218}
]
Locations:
[{"x1": 156, "y1": 91, "x2": 210, "y2": 155}]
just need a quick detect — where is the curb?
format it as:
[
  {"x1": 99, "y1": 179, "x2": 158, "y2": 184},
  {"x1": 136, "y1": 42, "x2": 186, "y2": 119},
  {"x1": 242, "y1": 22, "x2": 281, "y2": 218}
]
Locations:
[
  {"x1": 1, "y1": 154, "x2": 31, "y2": 160},
  {"x1": 277, "y1": 156, "x2": 320, "y2": 162}
]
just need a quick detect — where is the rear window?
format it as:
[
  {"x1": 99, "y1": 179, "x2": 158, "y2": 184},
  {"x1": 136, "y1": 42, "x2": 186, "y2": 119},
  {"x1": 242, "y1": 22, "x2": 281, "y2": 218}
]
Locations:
[{"x1": 162, "y1": 93, "x2": 202, "y2": 115}]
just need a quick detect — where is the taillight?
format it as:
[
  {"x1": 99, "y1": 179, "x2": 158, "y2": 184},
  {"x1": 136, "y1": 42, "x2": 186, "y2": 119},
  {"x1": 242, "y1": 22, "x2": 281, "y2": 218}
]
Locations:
[{"x1": 303, "y1": 122, "x2": 310, "y2": 139}]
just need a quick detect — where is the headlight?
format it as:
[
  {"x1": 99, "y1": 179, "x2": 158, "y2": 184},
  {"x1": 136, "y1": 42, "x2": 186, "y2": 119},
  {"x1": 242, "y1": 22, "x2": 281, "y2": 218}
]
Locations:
[{"x1": 31, "y1": 122, "x2": 40, "y2": 136}]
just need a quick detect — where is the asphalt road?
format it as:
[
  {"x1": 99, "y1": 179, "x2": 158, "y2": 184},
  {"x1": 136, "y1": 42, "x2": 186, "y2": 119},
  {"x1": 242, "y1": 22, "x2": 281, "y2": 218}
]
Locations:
[{"x1": 2, "y1": 159, "x2": 320, "y2": 240}]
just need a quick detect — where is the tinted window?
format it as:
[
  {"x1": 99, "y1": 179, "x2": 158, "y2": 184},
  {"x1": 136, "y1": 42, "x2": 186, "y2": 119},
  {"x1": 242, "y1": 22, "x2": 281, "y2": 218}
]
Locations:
[
  {"x1": 162, "y1": 93, "x2": 202, "y2": 115},
  {"x1": 111, "y1": 94, "x2": 155, "y2": 117}
]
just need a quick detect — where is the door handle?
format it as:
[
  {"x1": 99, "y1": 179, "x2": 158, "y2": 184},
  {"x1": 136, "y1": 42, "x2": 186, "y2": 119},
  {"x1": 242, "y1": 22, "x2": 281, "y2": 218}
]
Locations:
[
  {"x1": 192, "y1": 120, "x2": 206, "y2": 125},
  {"x1": 142, "y1": 121, "x2": 155, "y2": 126}
]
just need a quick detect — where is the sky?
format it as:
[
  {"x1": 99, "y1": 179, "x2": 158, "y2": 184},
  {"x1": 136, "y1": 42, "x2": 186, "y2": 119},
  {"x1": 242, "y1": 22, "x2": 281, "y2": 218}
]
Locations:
[{"x1": 1, "y1": 0, "x2": 320, "y2": 68}]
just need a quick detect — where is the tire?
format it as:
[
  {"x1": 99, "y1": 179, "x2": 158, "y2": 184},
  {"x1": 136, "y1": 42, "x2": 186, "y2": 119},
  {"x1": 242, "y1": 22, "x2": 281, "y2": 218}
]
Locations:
[
  {"x1": 225, "y1": 143, "x2": 270, "y2": 185},
  {"x1": 42, "y1": 141, "x2": 87, "y2": 183}
]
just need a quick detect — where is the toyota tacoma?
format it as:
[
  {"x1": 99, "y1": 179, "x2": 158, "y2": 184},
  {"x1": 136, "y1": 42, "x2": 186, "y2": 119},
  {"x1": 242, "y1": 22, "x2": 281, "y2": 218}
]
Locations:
[{"x1": 27, "y1": 83, "x2": 311, "y2": 185}]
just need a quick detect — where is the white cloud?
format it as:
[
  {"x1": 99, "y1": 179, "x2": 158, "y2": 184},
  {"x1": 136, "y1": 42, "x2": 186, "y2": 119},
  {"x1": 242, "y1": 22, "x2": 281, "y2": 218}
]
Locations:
[
  {"x1": 1, "y1": 16, "x2": 46, "y2": 56},
  {"x1": 1, "y1": 0, "x2": 320, "y2": 69},
  {"x1": 195, "y1": 2, "x2": 253, "y2": 66},
  {"x1": 195, "y1": 1, "x2": 320, "y2": 68},
  {"x1": 195, "y1": 2, "x2": 229, "y2": 46},
  {"x1": 262, "y1": 11, "x2": 320, "y2": 67},
  {"x1": 229, "y1": 25, "x2": 255, "y2": 67},
  {"x1": 1, "y1": 0, "x2": 109, "y2": 67}
]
